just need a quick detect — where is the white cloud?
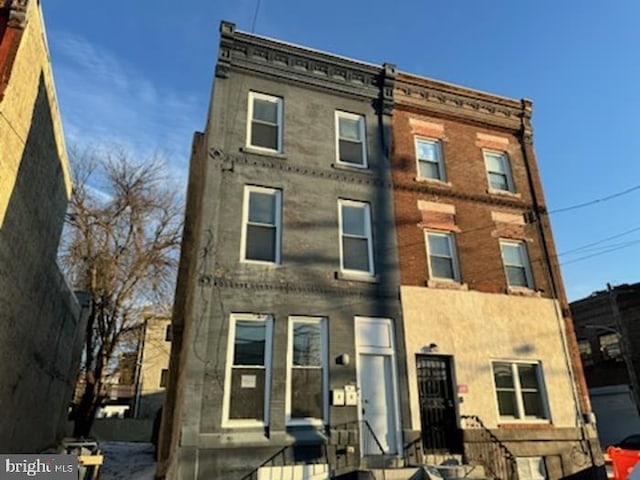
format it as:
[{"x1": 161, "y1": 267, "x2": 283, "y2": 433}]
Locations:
[{"x1": 49, "y1": 31, "x2": 203, "y2": 189}]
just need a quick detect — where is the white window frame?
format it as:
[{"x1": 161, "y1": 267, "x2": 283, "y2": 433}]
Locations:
[
  {"x1": 500, "y1": 240, "x2": 534, "y2": 289},
  {"x1": 491, "y1": 360, "x2": 550, "y2": 423},
  {"x1": 425, "y1": 230, "x2": 461, "y2": 282},
  {"x1": 222, "y1": 314, "x2": 273, "y2": 428},
  {"x1": 483, "y1": 150, "x2": 515, "y2": 193},
  {"x1": 415, "y1": 137, "x2": 446, "y2": 182},
  {"x1": 285, "y1": 317, "x2": 329, "y2": 426},
  {"x1": 240, "y1": 186, "x2": 282, "y2": 265},
  {"x1": 338, "y1": 199, "x2": 375, "y2": 276},
  {"x1": 335, "y1": 111, "x2": 368, "y2": 168},
  {"x1": 246, "y1": 91, "x2": 283, "y2": 153}
]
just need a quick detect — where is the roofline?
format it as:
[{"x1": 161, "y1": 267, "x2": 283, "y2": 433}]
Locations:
[
  {"x1": 396, "y1": 70, "x2": 524, "y2": 106},
  {"x1": 234, "y1": 27, "x2": 382, "y2": 70}
]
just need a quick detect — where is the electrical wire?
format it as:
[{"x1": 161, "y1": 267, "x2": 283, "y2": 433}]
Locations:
[{"x1": 549, "y1": 183, "x2": 640, "y2": 214}]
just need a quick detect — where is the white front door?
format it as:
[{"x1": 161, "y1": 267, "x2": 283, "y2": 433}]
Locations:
[{"x1": 359, "y1": 353, "x2": 397, "y2": 454}]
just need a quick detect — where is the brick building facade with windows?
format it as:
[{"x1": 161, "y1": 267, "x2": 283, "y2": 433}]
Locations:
[
  {"x1": 390, "y1": 73, "x2": 600, "y2": 478},
  {"x1": 157, "y1": 22, "x2": 407, "y2": 479},
  {"x1": 158, "y1": 22, "x2": 602, "y2": 480}
]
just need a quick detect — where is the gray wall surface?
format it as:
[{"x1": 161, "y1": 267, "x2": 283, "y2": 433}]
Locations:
[{"x1": 171, "y1": 27, "x2": 407, "y2": 479}]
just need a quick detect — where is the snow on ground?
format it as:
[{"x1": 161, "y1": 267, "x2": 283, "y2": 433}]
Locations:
[{"x1": 98, "y1": 442, "x2": 156, "y2": 480}]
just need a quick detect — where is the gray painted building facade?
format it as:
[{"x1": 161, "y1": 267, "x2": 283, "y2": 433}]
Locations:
[{"x1": 159, "y1": 22, "x2": 410, "y2": 479}]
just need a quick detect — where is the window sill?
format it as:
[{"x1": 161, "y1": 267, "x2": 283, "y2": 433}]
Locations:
[
  {"x1": 332, "y1": 162, "x2": 370, "y2": 173},
  {"x1": 240, "y1": 146, "x2": 286, "y2": 159},
  {"x1": 286, "y1": 419, "x2": 326, "y2": 428},
  {"x1": 414, "y1": 177, "x2": 451, "y2": 187},
  {"x1": 427, "y1": 280, "x2": 468, "y2": 290},
  {"x1": 241, "y1": 259, "x2": 281, "y2": 267},
  {"x1": 221, "y1": 419, "x2": 267, "y2": 429},
  {"x1": 335, "y1": 271, "x2": 379, "y2": 284},
  {"x1": 506, "y1": 286, "x2": 540, "y2": 297},
  {"x1": 497, "y1": 420, "x2": 551, "y2": 428},
  {"x1": 487, "y1": 188, "x2": 521, "y2": 199}
]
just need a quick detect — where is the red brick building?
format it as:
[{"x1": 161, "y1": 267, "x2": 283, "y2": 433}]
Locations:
[{"x1": 390, "y1": 71, "x2": 599, "y2": 478}]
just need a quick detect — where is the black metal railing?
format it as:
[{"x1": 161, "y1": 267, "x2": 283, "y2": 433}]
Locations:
[
  {"x1": 461, "y1": 415, "x2": 518, "y2": 480},
  {"x1": 402, "y1": 436, "x2": 423, "y2": 466},
  {"x1": 239, "y1": 420, "x2": 391, "y2": 480},
  {"x1": 240, "y1": 443, "x2": 330, "y2": 480}
]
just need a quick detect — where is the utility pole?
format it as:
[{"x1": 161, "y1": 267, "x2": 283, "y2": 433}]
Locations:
[{"x1": 607, "y1": 283, "x2": 640, "y2": 415}]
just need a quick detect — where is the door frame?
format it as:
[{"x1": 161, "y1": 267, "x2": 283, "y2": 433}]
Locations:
[
  {"x1": 415, "y1": 353, "x2": 461, "y2": 453},
  {"x1": 354, "y1": 317, "x2": 402, "y2": 456}
]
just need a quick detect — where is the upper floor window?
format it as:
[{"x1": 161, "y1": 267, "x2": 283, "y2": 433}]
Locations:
[
  {"x1": 287, "y1": 317, "x2": 328, "y2": 425},
  {"x1": 338, "y1": 200, "x2": 374, "y2": 275},
  {"x1": 425, "y1": 231, "x2": 460, "y2": 282},
  {"x1": 578, "y1": 339, "x2": 593, "y2": 366},
  {"x1": 492, "y1": 361, "x2": 548, "y2": 422},
  {"x1": 241, "y1": 186, "x2": 282, "y2": 264},
  {"x1": 500, "y1": 240, "x2": 533, "y2": 289},
  {"x1": 335, "y1": 111, "x2": 367, "y2": 168},
  {"x1": 247, "y1": 92, "x2": 283, "y2": 153},
  {"x1": 416, "y1": 138, "x2": 445, "y2": 181},
  {"x1": 484, "y1": 150, "x2": 515, "y2": 193},
  {"x1": 599, "y1": 333, "x2": 622, "y2": 361}
]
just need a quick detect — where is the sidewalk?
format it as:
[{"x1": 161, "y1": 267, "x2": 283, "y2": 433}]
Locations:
[{"x1": 99, "y1": 442, "x2": 156, "y2": 480}]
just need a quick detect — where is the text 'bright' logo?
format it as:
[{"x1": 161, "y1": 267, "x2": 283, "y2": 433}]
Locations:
[{"x1": 0, "y1": 455, "x2": 76, "y2": 479}]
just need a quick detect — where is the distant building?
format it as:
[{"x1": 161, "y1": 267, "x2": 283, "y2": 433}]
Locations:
[
  {"x1": 571, "y1": 282, "x2": 640, "y2": 446},
  {"x1": 0, "y1": 0, "x2": 88, "y2": 452},
  {"x1": 158, "y1": 21, "x2": 602, "y2": 480},
  {"x1": 135, "y1": 314, "x2": 171, "y2": 419}
]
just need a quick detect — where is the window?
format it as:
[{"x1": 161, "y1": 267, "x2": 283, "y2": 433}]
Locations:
[
  {"x1": 484, "y1": 150, "x2": 515, "y2": 193},
  {"x1": 286, "y1": 317, "x2": 328, "y2": 425},
  {"x1": 578, "y1": 339, "x2": 593, "y2": 366},
  {"x1": 159, "y1": 368, "x2": 168, "y2": 388},
  {"x1": 338, "y1": 200, "x2": 374, "y2": 275},
  {"x1": 247, "y1": 92, "x2": 283, "y2": 152},
  {"x1": 599, "y1": 333, "x2": 622, "y2": 361},
  {"x1": 492, "y1": 361, "x2": 548, "y2": 421},
  {"x1": 500, "y1": 240, "x2": 534, "y2": 289},
  {"x1": 516, "y1": 457, "x2": 547, "y2": 480},
  {"x1": 223, "y1": 315, "x2": 273, "y2": 426},
  {"x1": 241, "y1": 186, "x2": 282, "y2": 264},
  {"x1": 415, "y1": 138, "x2": 445, "y2": 181},
  {"x1": 425, "y1": 231, "x2": 460, "y2": 282},
  {"x1": 165, "y1": 325, "x2": 172, "y2": 342},
  {"x1": 335, "y1": 111, "x2": 367, "y2": 167}
]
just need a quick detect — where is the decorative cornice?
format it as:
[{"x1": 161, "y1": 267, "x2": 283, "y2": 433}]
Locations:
[
  {"x1": 394, "y1": 73, "x2": 526, "y2": 130},
  {"x1": 216, "y1": 21, "x2": 389, "y2": 102},
  {"x1": 208, "y1": 148, "x2": 548, "y2": 213}
]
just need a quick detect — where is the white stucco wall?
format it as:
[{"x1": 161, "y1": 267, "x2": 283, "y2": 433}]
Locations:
[{"x1": 401, "y1": 286, "x2": 580, "y2": 430}]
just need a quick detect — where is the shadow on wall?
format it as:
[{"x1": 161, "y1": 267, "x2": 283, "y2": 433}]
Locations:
[{"x1": 0, "y1": 72, "x2": 82, "y2": 453}]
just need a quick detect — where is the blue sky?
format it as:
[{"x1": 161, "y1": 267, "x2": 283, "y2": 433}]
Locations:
[{"x1": 42, "y1": 1, "x2": 640, "y2": 301}]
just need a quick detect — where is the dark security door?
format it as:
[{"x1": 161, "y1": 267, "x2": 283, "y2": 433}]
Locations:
[{"x1": 416, "y1": 355, "x2": 461, "y2": 453}]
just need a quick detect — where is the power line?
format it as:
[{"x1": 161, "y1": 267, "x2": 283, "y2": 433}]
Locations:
[
  {"x1": 549, "y1": 183, "x2": 640, "y2": 214},
  {"x1": 251, "y1": 0, "x2": 262, "y2": 32},
  {"x1": 558, "y1": 225, "x2": 640, "y2": 256}
]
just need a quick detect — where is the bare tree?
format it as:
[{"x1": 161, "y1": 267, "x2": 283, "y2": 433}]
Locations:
[{"x1": 60, "y1": 146, "x2": 183, "y2": 437}]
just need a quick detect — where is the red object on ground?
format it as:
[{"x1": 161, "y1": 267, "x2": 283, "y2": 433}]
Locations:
[{"x1": 608, "y1": 446, "x2": 640, "y2": 480}]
